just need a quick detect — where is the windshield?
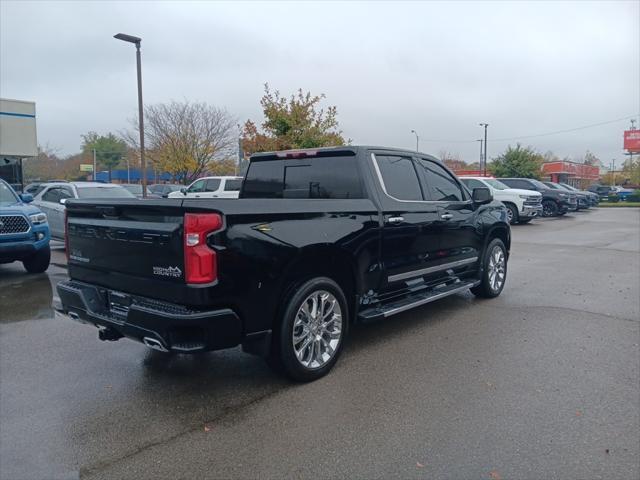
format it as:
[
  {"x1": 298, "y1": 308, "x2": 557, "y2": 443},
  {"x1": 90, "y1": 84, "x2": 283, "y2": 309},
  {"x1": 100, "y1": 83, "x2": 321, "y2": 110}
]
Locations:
[
  {"x1": 123, "y1": 184, "x2": 142, "y2": 194},
  {"x1": 0, "y1": 181, "x2": 19, "y2": 206},
  {"x1": 483, "y1": 179, "x2": 510, "y2": 190},
  {"x1": 77, "y1": 186, "x2": 136, "y2": 199},
  {"x1": 560, "y1": 183, "x2": 577, "y2": 191},
  {"x1": 530, "y1": 179, "x2": 549, "y2": 189}
]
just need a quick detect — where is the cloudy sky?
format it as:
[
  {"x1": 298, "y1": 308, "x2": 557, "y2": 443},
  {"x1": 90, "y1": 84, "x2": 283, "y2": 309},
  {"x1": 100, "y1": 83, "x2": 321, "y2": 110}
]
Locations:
[{"x1": 1, "y1": 0, "x2": 638, "y2": 164}]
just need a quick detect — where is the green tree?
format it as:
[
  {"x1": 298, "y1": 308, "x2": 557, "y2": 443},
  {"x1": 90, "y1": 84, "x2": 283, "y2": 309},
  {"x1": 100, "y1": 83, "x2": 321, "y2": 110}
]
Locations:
[
  {"x1": 241, "y1": 84, "x2": 347, "y2": 155},
  {"x1": 81, "y1": 132, "x2": 127, "y2": 182},
  {"x1": 489, "y1": 144, "x2": 543, "y2": 179}
]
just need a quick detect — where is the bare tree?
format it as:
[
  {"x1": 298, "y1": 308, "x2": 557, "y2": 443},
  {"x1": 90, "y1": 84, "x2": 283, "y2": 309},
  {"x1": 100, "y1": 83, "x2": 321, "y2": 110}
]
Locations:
[{"x1": 125, "y1": 100, "x2": 237, "y2": 183}]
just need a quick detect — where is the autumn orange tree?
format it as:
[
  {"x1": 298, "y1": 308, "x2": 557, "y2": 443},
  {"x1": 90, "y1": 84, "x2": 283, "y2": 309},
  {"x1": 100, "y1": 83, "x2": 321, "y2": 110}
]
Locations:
[{"x1": 241, "y1": 84, "x2": 347, "y2": 156}]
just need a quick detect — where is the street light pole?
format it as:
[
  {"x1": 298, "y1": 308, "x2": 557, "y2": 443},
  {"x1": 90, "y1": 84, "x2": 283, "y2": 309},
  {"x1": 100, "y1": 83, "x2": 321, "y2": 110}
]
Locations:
[
  {"x1": 114, "y1": 33, "x2": 146, "y2": 197},
  {"x1": 477, "y1": 139, "x2": 483, "y2": 169},
  {"x1": 479, "y1": 123, "x2": 489, "y2": 176},
  {"x1": 611, "y1": 159, "x2": 616, "y2": 186},
  {"x1": 411, "y1": 129, "x2": 419, "y2": 152}
]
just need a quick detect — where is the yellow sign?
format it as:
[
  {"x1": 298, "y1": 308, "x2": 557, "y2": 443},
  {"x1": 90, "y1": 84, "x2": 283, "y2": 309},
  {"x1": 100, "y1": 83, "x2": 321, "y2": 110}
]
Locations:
[{"x1": 80, "y1": 164, "x2": 94, "y2": 172}]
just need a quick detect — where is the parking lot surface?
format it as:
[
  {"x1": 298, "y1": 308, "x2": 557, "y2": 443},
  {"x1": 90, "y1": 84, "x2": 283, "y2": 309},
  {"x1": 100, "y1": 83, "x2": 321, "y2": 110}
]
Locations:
[{"x1": 1, "y1": 208, "x2": 638, "y2": 480}]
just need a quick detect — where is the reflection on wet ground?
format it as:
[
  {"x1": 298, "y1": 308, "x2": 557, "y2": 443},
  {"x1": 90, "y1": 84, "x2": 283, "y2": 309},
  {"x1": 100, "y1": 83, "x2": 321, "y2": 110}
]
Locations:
[{"x1": 0, "y1": 263, "x2": 66, "y2": 323}]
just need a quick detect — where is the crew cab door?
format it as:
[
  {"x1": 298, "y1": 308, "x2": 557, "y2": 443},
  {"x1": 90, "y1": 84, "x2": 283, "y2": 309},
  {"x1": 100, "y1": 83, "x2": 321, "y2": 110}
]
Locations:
[
  {"x1": 371, "y1": 153, "x2": 445, "y2": 293},
  {"x1": 414, "y1": 157, "x2": 481, "y2": 268}
]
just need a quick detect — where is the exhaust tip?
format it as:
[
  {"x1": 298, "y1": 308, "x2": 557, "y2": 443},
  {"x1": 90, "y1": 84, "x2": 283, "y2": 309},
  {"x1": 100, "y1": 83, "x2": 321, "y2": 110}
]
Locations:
[{"x1": 143, "y1": 337, "x2": 169, "y2": 353}]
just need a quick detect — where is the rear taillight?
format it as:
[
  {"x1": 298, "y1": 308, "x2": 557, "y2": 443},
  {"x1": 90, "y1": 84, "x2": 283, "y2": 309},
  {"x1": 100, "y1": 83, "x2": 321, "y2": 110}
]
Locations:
[
  {"x1": 184, "y1": 213, "x2": 223, "y2": 284},
  {"x1": 64, "y1": 209, "x2": 69, "y2": 262}
]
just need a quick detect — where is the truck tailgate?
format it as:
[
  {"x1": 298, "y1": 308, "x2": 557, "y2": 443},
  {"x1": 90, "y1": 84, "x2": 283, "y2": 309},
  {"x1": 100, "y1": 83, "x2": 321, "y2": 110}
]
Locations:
[{"x1": 66, "y1": 199, "x2": 187, "y2": 288}]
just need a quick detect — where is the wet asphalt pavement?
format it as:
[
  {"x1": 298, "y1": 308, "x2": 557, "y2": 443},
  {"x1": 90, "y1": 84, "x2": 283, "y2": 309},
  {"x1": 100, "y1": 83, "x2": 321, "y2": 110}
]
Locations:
[{"x1": 1, "y1": 208, "x2": 638, "y2": 480}]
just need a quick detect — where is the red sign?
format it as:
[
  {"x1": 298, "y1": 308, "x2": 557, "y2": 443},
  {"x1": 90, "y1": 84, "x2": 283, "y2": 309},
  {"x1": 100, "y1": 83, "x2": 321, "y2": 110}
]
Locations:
[{"x1": 624, "y1": 130, "x2": 640, "y2": 152}]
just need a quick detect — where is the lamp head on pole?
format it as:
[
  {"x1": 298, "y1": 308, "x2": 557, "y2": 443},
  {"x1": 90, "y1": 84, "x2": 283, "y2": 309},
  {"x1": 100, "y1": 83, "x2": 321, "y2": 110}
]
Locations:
[{"x1": 114, "y1": 33, "x2": 141, "y2": 45}]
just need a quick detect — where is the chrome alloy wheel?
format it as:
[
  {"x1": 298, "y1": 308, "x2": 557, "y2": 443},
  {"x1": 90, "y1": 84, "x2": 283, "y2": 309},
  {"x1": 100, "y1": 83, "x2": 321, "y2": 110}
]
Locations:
[
  {"x1": 292, "y1": 290, "x2": 343, "y2": 369},
  {"x1": 487, "y1": 245, "x2": 506, "y2": 292}
]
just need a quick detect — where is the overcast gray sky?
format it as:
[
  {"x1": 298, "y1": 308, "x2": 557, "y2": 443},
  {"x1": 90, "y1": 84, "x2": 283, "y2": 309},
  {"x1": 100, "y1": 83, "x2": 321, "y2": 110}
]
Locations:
[{"x1": 1, "y1": 0, "x2": 639, "y2": 164}]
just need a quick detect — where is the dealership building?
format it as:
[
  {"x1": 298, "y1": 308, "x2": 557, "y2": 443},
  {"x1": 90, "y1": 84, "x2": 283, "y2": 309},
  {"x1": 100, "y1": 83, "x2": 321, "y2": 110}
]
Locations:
[
  {"x1": 0, "y1": 98, "x2": 38, "y2": 191},
  {"x1": 540, "y1": 160, "x2": 600, "y2": 188}
]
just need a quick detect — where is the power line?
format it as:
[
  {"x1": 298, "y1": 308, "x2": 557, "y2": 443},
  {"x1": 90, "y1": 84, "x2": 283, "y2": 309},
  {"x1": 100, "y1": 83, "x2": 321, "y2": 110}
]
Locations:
[{"x1": 417, "y1": 114, "x2": 638, "y2": 144}]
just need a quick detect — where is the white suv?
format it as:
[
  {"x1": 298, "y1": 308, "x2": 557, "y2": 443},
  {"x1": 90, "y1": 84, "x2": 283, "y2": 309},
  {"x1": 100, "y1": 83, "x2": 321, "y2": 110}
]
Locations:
[
  {"x1": 459, "y1": 176, "x2": 543, "y2": 224},
  {"x1": 168, "y1": 176, "x2": 242, "y2": 199}
]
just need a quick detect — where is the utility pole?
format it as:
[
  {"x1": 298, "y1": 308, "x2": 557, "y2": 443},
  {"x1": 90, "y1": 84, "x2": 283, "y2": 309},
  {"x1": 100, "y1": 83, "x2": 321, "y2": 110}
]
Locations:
[
  {"x1": 477, "y1": 139, "x2": 483, "y2": 170},
  {"x1": 611, "y1": 159, "x2": 616, "y2": 186},
  {"x1": 93, "y1": 149, "x2": 97, "y2": 181},
  {"x1": 479, "y1": 123, "x2": 489, "y2": 176}
]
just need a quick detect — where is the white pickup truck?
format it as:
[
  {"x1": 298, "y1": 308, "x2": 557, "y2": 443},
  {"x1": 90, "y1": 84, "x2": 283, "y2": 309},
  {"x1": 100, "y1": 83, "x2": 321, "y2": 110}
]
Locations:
[
  {"x1": 459, "y1": 176, "x2": 542, "y2": 224},
  {"x1": 167, "y1": 176, "x2": 242, "y2": 199}
]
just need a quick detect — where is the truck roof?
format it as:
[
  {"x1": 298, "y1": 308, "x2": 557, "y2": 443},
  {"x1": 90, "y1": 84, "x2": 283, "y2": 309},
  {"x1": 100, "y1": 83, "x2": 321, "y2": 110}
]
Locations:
[{"x1": 250, "y1": 145, "x2": 440, "y2": 160}]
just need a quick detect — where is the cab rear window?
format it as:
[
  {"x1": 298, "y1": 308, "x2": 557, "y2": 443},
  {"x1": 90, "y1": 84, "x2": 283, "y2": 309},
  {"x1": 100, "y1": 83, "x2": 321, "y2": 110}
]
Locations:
[{"x1": 242, "y1": 156, "x2": 364, "y2": 199}]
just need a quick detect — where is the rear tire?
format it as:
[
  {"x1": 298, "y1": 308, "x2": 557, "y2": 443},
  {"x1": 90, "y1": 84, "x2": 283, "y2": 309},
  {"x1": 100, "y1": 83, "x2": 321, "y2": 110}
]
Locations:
[
  {"x1": 542, "y1": 200, "x2": 558, "y2": 217},
  {"x1": 471, "y1": 239, "x2": 507, "y2": 299},
  {"x1": 22, "y1": 246, "x2": 51, "y2": 273},
  {"x1": 504, "y1": 203, "x2": 519, "y2": 224},
  {"x1": 267, "y1": 277, "x2": 348, "y2": 382}
]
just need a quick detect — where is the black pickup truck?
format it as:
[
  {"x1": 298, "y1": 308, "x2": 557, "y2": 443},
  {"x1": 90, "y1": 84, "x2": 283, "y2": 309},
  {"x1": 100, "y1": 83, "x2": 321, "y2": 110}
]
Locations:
[{"x1": 56, "y1": 146, "x2": 510, "y2": 381}]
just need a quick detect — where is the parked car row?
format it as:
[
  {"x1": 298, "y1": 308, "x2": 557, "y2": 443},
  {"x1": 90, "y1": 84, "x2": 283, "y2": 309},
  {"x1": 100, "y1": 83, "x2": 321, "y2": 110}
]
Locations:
[{"x1": 458, "y1": 176, "x2": 600, "y2": 224}]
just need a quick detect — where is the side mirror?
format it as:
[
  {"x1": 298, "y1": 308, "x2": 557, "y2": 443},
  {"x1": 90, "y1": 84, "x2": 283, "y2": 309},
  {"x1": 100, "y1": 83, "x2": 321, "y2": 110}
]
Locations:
[
  {"x1": 472, "y1": 187, "x2": 493, "y2": 205},
  {"x1": 59, "y1": 198, "x2": 67, "y2": 205},
  {"x1": 180, "y1": 188, "x2": 187, "y2": 195},
  {"x1": 19, "y1": 193, "x2": 33, "y2": 203}
]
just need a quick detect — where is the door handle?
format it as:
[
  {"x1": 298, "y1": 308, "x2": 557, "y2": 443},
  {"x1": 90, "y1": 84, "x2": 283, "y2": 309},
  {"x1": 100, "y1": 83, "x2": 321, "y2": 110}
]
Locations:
[
  {"x1": 386, "y1": 216, "x2": 404, "y2": 224},
  {"x1": 440, "y1": 213, "x2": 453, "y2": 220}
]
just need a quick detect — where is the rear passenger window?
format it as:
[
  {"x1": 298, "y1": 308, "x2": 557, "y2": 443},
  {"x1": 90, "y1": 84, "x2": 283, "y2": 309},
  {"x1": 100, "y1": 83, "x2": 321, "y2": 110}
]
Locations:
[
  {"x1": 416, "y1": 159, "x2": 464, "y2": 202},
  {"x1": 224, "y1": 179, "x2": 242, "y2": 191},
  {"x1": 204, "y1": 179, "x2": 221, "y2": 192},
  {"x1": 375, "y1": 155, "x2": 423, "y2": 201},
  {"x1": 242, "y1": 156, "x2": 364, "y2": 199}
]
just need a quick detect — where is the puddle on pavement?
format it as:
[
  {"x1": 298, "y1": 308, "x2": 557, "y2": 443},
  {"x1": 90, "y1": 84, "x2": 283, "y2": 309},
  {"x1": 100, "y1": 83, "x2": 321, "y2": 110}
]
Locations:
[{"x1": 0, "y1": 265, "x2": 67, "y2": 323}]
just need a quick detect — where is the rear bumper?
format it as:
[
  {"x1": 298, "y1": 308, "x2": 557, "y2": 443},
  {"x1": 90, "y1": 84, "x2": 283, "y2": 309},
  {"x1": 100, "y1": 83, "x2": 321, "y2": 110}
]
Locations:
[{"x1": 56, "y1": 280, "x2": 242, "y2": 353}]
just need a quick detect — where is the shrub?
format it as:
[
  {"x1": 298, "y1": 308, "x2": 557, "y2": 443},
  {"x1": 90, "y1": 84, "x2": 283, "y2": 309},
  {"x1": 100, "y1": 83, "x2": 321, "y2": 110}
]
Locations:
[{"x1": 608, "y1": 195, "x2": 620, "y2": 203}]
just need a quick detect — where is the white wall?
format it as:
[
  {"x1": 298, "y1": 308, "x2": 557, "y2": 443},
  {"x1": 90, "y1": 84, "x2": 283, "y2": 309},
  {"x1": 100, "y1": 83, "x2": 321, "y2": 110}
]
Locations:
[{"x1": 0, "y1": 98, "x2": 37, "y2": 158}]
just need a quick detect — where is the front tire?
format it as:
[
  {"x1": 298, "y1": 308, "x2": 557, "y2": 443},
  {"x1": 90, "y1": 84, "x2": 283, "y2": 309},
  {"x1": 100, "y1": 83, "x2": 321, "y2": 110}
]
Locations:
[
  {"x1": 22, "y1": 246, "x2": 51, "y2": 273},
  {"x1": 542, "y1": 200, "x2": 558, "y2": 217},
  {"x1": 268, "y1": 277, "x2": 348, "y2": 382},
  {"x1": 504, "y1": 203, "x2": 519, "y2": 224},
  {"x1": 471, "y1": 239, "x2": 507, "y2": 298}
]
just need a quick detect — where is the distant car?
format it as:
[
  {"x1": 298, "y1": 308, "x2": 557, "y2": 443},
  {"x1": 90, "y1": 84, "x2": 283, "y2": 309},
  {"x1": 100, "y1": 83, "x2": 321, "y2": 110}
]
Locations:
[
  {"x1": 611, "y1": 186, "x2": 634, "y2": 200},
  {"x1": 543, "y1": 182, "x2": 590, "y2": 210},
  {"x1": 167, "y1": 176, "x2": 243, "y2": 199},
  {"x1": 120, "y1": 184, "x2": 161, "y2": 199},
  {"x1": 32, "y1": 182, "x2": 136, "y2": 240},
  {"x1": 558, "y1": 183, "x2": 599, "y2": 206},
  {"x1": 459, "y1": 176, "x2": 542, "y2": 224},
  {"x1": 0, "y1": 179, "x2": 51, "y2": 273},
  {"x1": 587, "y1": 184, "x2": 614, "y2": 199},
  {"x1": 148, "y1": 184, "x2": 183, "y2": 198}
]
